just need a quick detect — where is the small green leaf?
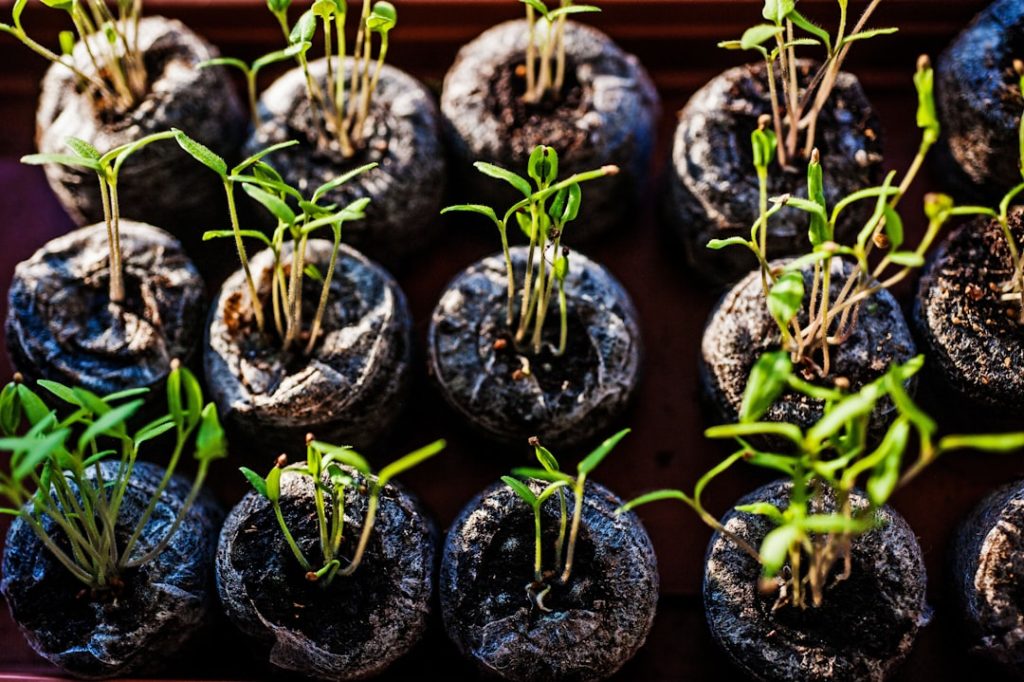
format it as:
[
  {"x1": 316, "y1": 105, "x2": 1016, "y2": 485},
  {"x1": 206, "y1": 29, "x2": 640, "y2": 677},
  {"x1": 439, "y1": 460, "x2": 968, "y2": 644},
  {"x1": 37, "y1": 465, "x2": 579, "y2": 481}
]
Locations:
[
  {"x1": 938, "y1": 433, "x2": 1024, "y2": 454},
  {"x1": 36, "y1": 380, "x2": 82, "y2": 407},
  {"x1": 511, "y1": 467, "x2": 575, "y2": 484},
  {"x1": 617, "y1": 489, "x2": 693, "y2": 514},
  {"x1": 768, "y1": 271, "x2": 804, "y2": 328},
  {"x1": 840, "y1": 27, "x2": 898, "y2": 45},
  {"x1": 547, "y1": 5, "x2": 600, "y2": 21},
  {"x1": 78, "y1": 399, "x2": 142, "y2": 450},
  {"x1": 244, "y1": 183, "x2": 296, "y2": 223},
  {"x1": 759, "y1": 523, "x2": 800, "y2": 576},
  {"x1": 233, "y1": 140, "x2": 300, "y2": 175},
  {"x1": 266, "y1": 465, "x2": 282, "y2": 502},
  {"x1": 303, "y1": 263, "x2": 324, "y2": 282},
  {"x1": 740, "y1": 24, "x2": 781, "y2": 50},
  {"x1": 705, "y1": 421, "x2": 804, "y2": 445},
  {"x1": 21, "y1": 153, "x2": 100, "y2": 172},
  {"x1": 502, "y1": 475, "x2": 538, "y2": 506},
  {"x1": 740, "y1": 351, "x2": 792, "y2": 422},
  {"x1": 554, "y1": 255, "x2": 569, "y2": 281},
  {"x1": 105, "y1": 387, "x2": 150, "y2": 401},
  {"x1": 527, "y1": 145, "x2": 558, "y2": 187},
  {"x1": 17, "y1": 385, "x2": 53, "y2": 425},
  {"x1": 377, "y1": 439, "x2": 446, "y2": 487},
  {"x1": 520, "y1": 0, "x2": 549, "y2": 18},
  {"x1": 134, "y1": 419, "x2": 176, "y2": 447},
  {"x1": 534, "y1": 444, "x2": 560, "y2": 472},
  {"x1": 735, "y1": 502, "x2": 785, "y2": 523},
  {"x1": 888, "y1": 251, "x2": 924, "y2": 267},
  {"x1": 762, "y1": 0, "x2": 795, "y2": 24},
  {"x1": 751, "y1": 127, "x2": 777, "y2": 170},
  {"x1": 241, "y1": 467, "x2": 268, "y2": 498},
  {"x1": 202, "y1": 229, "x2": 272, "y2": 246},
  {"x1": 13, "y1": 429, "x2": 68, "y2": 481},
  {"x1": 536, "y1": 480, "x2": 570, "y2": 504},
  {"x1": 474, "y1": 162, "x2": 532, "y2": 198},
  {"x1": 173, "y1": 130, "x2": 227, "y2": 177},
  {"x1": 561, "y1": 183, "x2": 582, "y2": 223},
  {"x1": 195, "y1": 404, "x2": 228, "y2": 462},
  {"x1": 806, "y1": 154, "x2": 829, "y2": 246},
  {"x1": 366, "y1": 0, "x2": 396, "y2": 32},
  {"x1": 578, "y1": 428, "x2": 630, "y2": 475},
  {"x1": 311, "y1": 162, "x2": 377, "y2": 203},
  {"x1": 707, "y1": 237, "x2": 749, "y2": 250},
  {"x1": 789, "y1": 9, "x2": 830, "y2": 53},
  {"x1": 441, "y1": 204, "x2": 500, "y2": 226},
  {"x1": 290, "y1": 9, "x2": 317, "y2": 44}
]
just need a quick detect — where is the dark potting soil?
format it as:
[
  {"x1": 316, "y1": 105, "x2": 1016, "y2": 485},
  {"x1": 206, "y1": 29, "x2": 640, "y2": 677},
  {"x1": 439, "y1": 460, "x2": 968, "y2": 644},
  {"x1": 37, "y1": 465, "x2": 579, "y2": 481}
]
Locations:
[
  {"x1": 216, "y1": 469, "x2": 435, "y2": 681},
  {"x1": 700, "y1": 259, "x2": 916, "y2": 432},
  {"x1": 1, "y1": 461, "x2": 222, "y2": 680},
  {"x1": 5, "y1": 221, "x2": 205, "y2": 396},
  {"x1": 441, "y1": 19, "x2": 660, "y2": 242},
  {"x1": 205, "y1": 240, "x2": 411, "y2": 456},
  {"x1": 704, "y1": 480, "x2": 929, "y2": 682},
  {"x1": 440, "y1": 479, "x2": 659, "y2": 682},
  {"x1": 246, "y1": 57, "x2": 446, "y2": 266},
  {"x1": 913, "y1": 209, "x2": 1024, "y2": 413},
  {"x1": 937, "y1": 0, "x2": 1024, "y2": 200},
  {"x1": 36, "y1": 16, "x2": 245, "y2": 238},
  {"x1": 427, "y1": 246, "x2": 642, "y2": 448},
  {"x1": 952, "y1": 479, "x2": 1024, "y2": 675},
  {"x1": 667, "y1": 60, "x2": 884, "y2": 285}
]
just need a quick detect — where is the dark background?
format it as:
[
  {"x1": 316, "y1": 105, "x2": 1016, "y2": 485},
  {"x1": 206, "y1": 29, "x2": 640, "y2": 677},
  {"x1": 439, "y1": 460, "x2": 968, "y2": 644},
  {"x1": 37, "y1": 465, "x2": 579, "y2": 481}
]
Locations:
[{"x1": 0, "y1": 1, "x2": 1018, "y2": 680}]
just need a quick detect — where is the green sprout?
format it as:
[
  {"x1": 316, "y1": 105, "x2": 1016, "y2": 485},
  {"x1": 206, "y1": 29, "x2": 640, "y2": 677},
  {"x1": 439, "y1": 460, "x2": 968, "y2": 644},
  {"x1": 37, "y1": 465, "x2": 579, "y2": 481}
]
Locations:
[
  {"x1": 443, "y1": 145, "x2": 617, "y2": 356},
  {"x1": 520, "y1": 0, "x2": 601, "y2": 103},
  {"x1": 620, "y1": 353, "x2": 1024, "y2": 609},
  {"x1": 719, "y1": 0, "x2": 896, "y2": 167},
  {"x1": 240, "y1": 438, "x2": 445, "y2": 587},
  {"x1": 0, "y1": 362, "x2": 227, "y2": 593},
  {"x1": 21, "y1": 131, "x2": 179, "y2": 305},
  {"x1": 174, "y1": 130, "x2": 374, "y2": 352},
  {"x1": 709, "y1": 56, "x2": 946, "y2": 378},
  {"x1": 0, "y1": 0, "x2": 147, "y2": 111},
  {"x1": 204, "y1": 0, "x2": 397, "y2": 158},
  {"x1": 503, "y1": 428, "x2": 629, "y2": 611}
]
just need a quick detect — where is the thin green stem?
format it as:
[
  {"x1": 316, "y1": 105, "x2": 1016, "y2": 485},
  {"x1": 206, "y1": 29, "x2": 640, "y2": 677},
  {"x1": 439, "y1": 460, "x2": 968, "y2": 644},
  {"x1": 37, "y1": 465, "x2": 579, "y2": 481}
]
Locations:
[{"x1": 224, "y1": 180, "x2": 265, "y2": 332}]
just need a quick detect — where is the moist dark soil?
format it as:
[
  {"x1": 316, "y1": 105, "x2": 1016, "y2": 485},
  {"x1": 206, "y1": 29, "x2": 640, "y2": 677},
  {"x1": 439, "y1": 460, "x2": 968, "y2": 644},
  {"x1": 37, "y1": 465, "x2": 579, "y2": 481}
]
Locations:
[
  {"x1": 952, "y1": 479, "x2": 1024, "y2": 676},
  {"x1": 5, "y1": 221, "x2": 205, "y2": 396},
  {"x1": 440, "y1": 479, "x2": 659, "y2": 682},
  {"x1": 442, "y1": 19, "x2": 660, "y2": 242},
  {"x1": 427, "y1": 246, "x2": 642, "y2": 448},
  {"x1": 35, "y1": 16, "x2": 245, "y2": 242},
  {"x1": 667, "y1": 60, "x2": 884, "y2": 285},
  {"x1": 1, "y1": 461, "x2": 222, "y2": 680},
  {"x1": 205, "y1": 240, "x2": 411, "y2": 456},
  {"x1": 704, "y1": 480, "x2": 929, "y2": 682},
  {"x1": 246, "y1": 57, "x2": 446, "y2": 267},
  {"x1": 937, "y1": 0, "x2": 1024, "y2": 200},
  {"x1": 216, "y1": 469, "x2": 435, "y2": 681},
  {"x1": 914, "y1": 209, "x2": 1024, "y2": 414},
  {"x1": 700, "y1": 258, "x2": 916, "y2": 433}
]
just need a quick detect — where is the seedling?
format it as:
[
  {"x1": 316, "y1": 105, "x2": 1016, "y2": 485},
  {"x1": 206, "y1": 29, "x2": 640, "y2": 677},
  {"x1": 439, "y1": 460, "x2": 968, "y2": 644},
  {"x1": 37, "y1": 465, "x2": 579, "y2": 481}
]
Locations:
[
  {"x1": 520, "y1": 0, "x2": 601, "y2": 103},
  {"x1": 203, "y1": 0, "x2": 397, "y2": 157},
  {"x1": 174, "y1": 130, "x2": 374, "y2": 353},
  {"x1": 239, "y1": 438, "x2": 445, "y2": 587},
  {"x1": 0, "y1": 0, "x2": 147, "y2": 110},
  {"x1": 719, "y1": 0, "x2": 896, "y2": 167},
  {"x1": 709, "y1": 57, "x2": 946, "y2": 378},
  {"x1": 503, "y1": 428, "x2": 629, "y2": 611},
  {"x1": 0, "y1": 363, "x2": 227, "y2": 593},
  {"x1": 443, "y1": 145, "x2": 618, "y2": 356},
  {"x1": 620, "y1": 353, "x2": 1024, "y2": 609},
  {"x1": 21, "y1": 132, "x2": 179, "y2": 305}
]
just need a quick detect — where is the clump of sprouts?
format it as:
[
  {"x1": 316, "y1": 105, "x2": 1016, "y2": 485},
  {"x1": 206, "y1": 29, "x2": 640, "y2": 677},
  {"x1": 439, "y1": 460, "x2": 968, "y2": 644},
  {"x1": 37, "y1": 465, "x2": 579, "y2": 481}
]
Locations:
[{"x1": 520, "y1": 0, "x2": 600, "y2": 103}]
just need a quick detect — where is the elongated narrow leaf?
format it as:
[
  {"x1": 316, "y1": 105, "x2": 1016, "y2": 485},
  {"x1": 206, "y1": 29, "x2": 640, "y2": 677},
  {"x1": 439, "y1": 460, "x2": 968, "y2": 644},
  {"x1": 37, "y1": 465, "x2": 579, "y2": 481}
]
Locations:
[
  {"x1": 740, "y1": 351, "x2": 792, "y2": 422},
  {"x1": 18, "y1": 385, "x2": 53, "y2": 425},
  {"x1": 290, "y1": 9, "x2": 317, "y2": 44},
  {"x1": 14, "y1": 429, "x2": 68, "y2": 481},
  {"x1": 520, "y1": 0, "x2": 549, "y2": 18},
  {"x1": 547, "y1": 5, "x2": 600, "y2": 21},
  {"x1": 36, "y1": 380, "x2": 81, "y2": 407},
  {"x1": 578, "y1": 428, "x2": 630, "y2": 475},
  {"x1": 761, "y1": 0, "x2": 795, "y2": 24},
  {"x1": 735, "y1": 502, "x2": 785, "y2": 523},
  {"x1": 536, "y1": 480, "x2": 570, "y2": 505},
  {"x1": 534, "y1": 444, "x2": 560, "y2": 472},
  {"x1": 78, "y1": 400, "x2": 143, "y2": 450},
  {"x1": 938, "y1": 433, "x2": 1024, "y2": 454},
  {"x1": 474, "y1": 162, "x2": 532, "y2": 197},
  {"x1": 707, "y1": 236, "x2": 749, "y2": 250},
  {"x1": 202, "y1": 229, "x2": 272, "y2": 246},
  {"x1": 840, "y1": 27, "x2": 898, "y2": 46},
  {"x1": 768, "y1": 271, "x2": 804, "y2": 328},
  {"x1": 617, "y1": 489, "x2": 693, "y2": 514},
  {"x1": 240, "y1": 467, "x2": 268, "y2": 498},
  {"x1": 173, "y1": 130, "x2": 227, "y2": 177},
  {"x1": 502, "y1": 475, "x2": 538, "y2": 506},
  {"x1": 441, "y1": 204, "x2": 500, "y2": 225},
  {"x1": 888, "y1": 251, "x2": 924, "y2": 267},
  {"x1": 807, "y1": 383, "x2": 881, "y2": 445},
  {"x1": 511, "y1": 467, "x2": 575, "y2": 484},
  {"x1": 740, "y1": 24, "x2": 781, "y2": 50},
  {"x1": 705, "y1": 421, "x2": 804, "y2": 445},
  {"x1": 759, "y1": 523, "x2": 800, "y2": 576},
  {"x1": 66, "y1": 137, "x2": 100, "y2": 160},
  {"x1": 195, "y1": 404, "x2": 228, "y2": 462},
  {"x1": 21, "y1": 153, "x2": 100, "y2": 172},
  {"x1": 266, "y1": 465, "x2": 282, "y2": 502},
  {"x1": 312, "y1": 162, "x2": 377, "y2": 202},
  {"x1": 198, "y1": 57, "x2": 250, "y2": 73},
  {"x1": 377, "y1": 439, "x2": 446, "y2": 487},
  {"x1": 789, "y1": 9, "x2": 830, "y2": 53},
  {"x1": 233, "y1": 140, "x2": 300, "y2": 175},
  {"x1": 244, "y1": 183, "x2": 296, "y2": 224}
]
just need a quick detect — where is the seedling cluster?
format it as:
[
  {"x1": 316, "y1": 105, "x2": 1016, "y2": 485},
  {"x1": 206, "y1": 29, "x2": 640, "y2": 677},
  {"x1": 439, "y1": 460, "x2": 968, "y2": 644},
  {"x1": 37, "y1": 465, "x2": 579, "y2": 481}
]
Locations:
[
  {"x1": 520, "y1": 0, "x2": 600, "y2": 103},
  {"x1": 240, "y1": 438, "x2": 445, "y2": 587},
  {"x1": 205, "y1": 0, "x2": 397, "y2": 156},
  {"x1": 710, "y1": 56, "x2": 946, "y2": 378},
  {"x1": 174, "y1": 130, "x2": 374, "y2": 353},
  {"x1": 720, "y1": 0, "x2": 896, "y2": 168},
  {"x1": 0, "y1": 363, "x2": 227, "y2": 592},
  {"x1": 621, "y1": 352, "x2": 1024, "y2": 609},
  {"x1": 0, "y1": 0, "x2": 147, "y2": 110},
  {"x1": 502, "y1": 428, "x2": 629, "y2": 611},
  {"x1": 443, "y1": 145, "x2": 617, "y2": 356}
]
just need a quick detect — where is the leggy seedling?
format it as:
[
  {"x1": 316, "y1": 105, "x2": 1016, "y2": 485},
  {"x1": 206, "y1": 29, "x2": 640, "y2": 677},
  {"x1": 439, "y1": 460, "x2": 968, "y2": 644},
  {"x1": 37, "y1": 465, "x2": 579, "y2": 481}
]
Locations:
[
  {"x1": 620, "y1": 352, "x2": 1024, "y2": 609},
  {"x1": 21, "y1": 132, "x2": 180, "y2": 305},
  {"x1": 239, "y1": 438, "x2": 445, "y2": 586},
  {"x1": 710, "y1": 57, "x2": 946, "y2": 378},
  {"x1": 174, "y1": 130, "x2": 374, "y2": 352},
  {"x1": 503, "y1": 428, "x2": 629, "y2": 610},
  {"x1": 203, "y1": 0, "x2": 396, "y2": 157},
  {"x1": 720, "y1": 0, "x2": 896, "y2": 168},
  {"x1": 0, "y1": 363, "x2": 227, "y2": 593},
  {"x1": 443, "y1": 145, "x2": 618, "y2": 356},
  {"x1": 520, "y1": 0, "x2": 600, "y2": 103}
]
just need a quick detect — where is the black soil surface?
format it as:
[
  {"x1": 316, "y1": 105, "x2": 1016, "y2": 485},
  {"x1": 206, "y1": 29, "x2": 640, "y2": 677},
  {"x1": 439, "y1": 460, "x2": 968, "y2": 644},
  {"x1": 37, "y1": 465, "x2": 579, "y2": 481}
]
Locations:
[{"x1": 440, "y1": 479, "x2": 659, "y2": 682}]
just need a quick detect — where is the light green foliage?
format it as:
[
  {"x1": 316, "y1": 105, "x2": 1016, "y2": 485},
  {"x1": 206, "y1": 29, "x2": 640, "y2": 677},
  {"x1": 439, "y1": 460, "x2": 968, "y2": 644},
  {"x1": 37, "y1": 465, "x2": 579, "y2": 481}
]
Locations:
[
  {"x1": 620, "y1": 354, "x2": 1024, "y2": 609},
  {"x1": 240, "y1": 439, "x2": 445, "y2": 586},
  {"x1": 443, "y1": 145, "x2": 617, "y2": 356},
  {"x1": 0, "y1": 365, "x2": 226, "y2": 591},
  {"x1": 505, "y1": 428, "x2": 629, "y2": 610},
  {"x1": 520, "y1": 1, "x2": 601, "y2": 103}
]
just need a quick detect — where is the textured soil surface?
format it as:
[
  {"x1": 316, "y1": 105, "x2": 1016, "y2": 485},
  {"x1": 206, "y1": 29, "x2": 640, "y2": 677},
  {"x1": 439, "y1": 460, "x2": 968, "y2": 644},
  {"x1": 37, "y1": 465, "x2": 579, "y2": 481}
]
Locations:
[
  {"x1": 442, "y1": 19, "x2": 660, "y2": 242},
  {"x1": 704, "y1": 480, "x2": 929, "y2": 682},
  {"x1": 1, "y1": 461, "x2": 222, "y2": 680},
  {"x1": 440, "y1": 479, "x2": 659, "y2": 682},
  {"x1": 216, "y1": 469, "x2": 435, "y2": 681},
  {"x1": 913, "y1": 209, "x2": 1024, "y2": 413},
  {"x1": 427, "y1": 246, "x2": 642, "y2": 448},
  {"x1": 953, "y1": 479, "x2": 1024, "y2": 676},
  {"x1": 205, "y1": 241, "x2": 411, "y2": 457},
  {"x1": 246, "y1": 57, "x2": 446, "y2": 266},
  {"x1": 5, "y1": 221, "x2": 205, "y2": 396},
  {"x1": 937, "y1": 0, "x2": 1024, "y2": 200},
  {"x1": 667, "y1": 60, "x2": 884, "y2": 285},
  {"x1": 700, "y1": 259, "x2": 916, "y2": 431},
  {"x1": 35, "y1": 16, "x2": 245, "y2": 239}
]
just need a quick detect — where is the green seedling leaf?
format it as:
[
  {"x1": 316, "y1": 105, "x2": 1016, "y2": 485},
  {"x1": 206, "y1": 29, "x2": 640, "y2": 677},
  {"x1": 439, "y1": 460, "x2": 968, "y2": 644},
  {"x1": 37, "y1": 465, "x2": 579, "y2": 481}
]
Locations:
[
  {"x1": 78, "y1": 399, "x2": 142, "y2": 450},
  {"x1": 705, "y1": 421, "x2": 804, "y2": 445},
  {"x1": 71, "y1": 387, "x2": 108, "y2": 417},
  {"x1": 751, "y1": 127, "x2": 777, "y2": 170},
  {"x1": 377, "y1": 439, "x2": 446, "y2": 487},
  {"x1": 233, "y1": 141, "x2": 300, "y2": 175},
  {"x1": 13, "y1": 429, "x2": 68, "y2": 481},
  {"x1": 883, "y1": 205, "x2": 904, "y2": 250},
  {"x1": 502, "y1": 475, "x2": 538, "y2": 506},
  {"x1": 735, "y1": 502, "x2": 786, "y2": 523},
  {"x1": 367, "y1": 1, "x2": 397, "y2": 31},
  {"x1": 82, "y1": 449, "x2": 117, "y2": 467},
  {"x1": 801, "y1": 514, "x2": 874, "y2": 534},
  {"x1": 740, "y1": 24, "x2": 781, "y2": 50},
  {"x1": 740, "y1": 351, "x2": 792, "y2": 422},
  {"x1": 290, "y1": 9, "x2": 317, "y2": 44},
  {"x1": 105, "y1": 387, "x2": 150, "y2": 401},
  {"x1": 0, "y1": 383, "x2": 20, "y2": 435},
  {"x1": 195, "y1": 404, "x2": 228, "y2": 462},
  {"x1": 134, "y1": 418, "x2": 176, "y2": 447},
  {"x1": 864, "y1": 420, "x2": 909, "y2": 505},
  {"x1": 534, "y1": 444, "x2": 560, "y2": 472},
  {"x1": 511, "y1": 467, "x2": 575, "y2": 484},
  {"x1": 840, "y1": 27, "x2": 898, "y2": 46},
  {"x1": 768, "y1": 271, "x2": 804, "y2": 328},
  {"x1": 66, "y1": 137, "x2": 100, "y2": 161},
  {"x1": 789, "y1": 9, "x2": 830, "y2": 53},
  {"x1": 520, "y1": 0, "x2": 550, "y2": 18},
  {"x1": 36, "y1": 380, "x2": 81, "y2": 407},
  {"x1": 441, "y1": 204, "x2": 500, "y2": 226},
  {"x1": 547, "y1": 5, "x2": 601, "y2": 20},
  {"x1": 807, "y1": 383, "x2": 881, "y2": 445},
  {"x1": 474, "y1": 162, "x2": 532, "y2": 197},
  {"x1": 537, "y1": 480, "x2": 570, "y2": 505},
  {"x1": 759, "y1": 523, "x2": 800, "y2": 576},
  {"x1": 181, "y1": 367, "x2": 203, "y2": 428},
  {"x1": 267, "y1": 0, "x2": 291, "y2": 12},
  {"x1": 173, "y1": 130, "x2": 227, "y2": 177},
  {"x1": 266, "y1": 465, "x2": 282, "y2": 502},
  {"x1": 888, "y1": 251, "x2": 924, "y2": 267},
  {"x1": 554, "y1": 255, "x2": 569, "y2": 281},
  {"x1": 707, "y1": 237, "x2": 749, "y2": 250},
  {"x1": 762, "y1": 0, "x2": 795, "y2": 24},
  {"x1": 807, "y1": 154, "x2": 829, "y2": 246},
  {"x1": 18, "y1": 385, "x2": 54, "y2": 425},
  {"x1": 203, "y1": 229, "x2": 272, "y2": 246},
  {"x1": 244, "y1": 183, "x2": 296, "y2": 224},
  {"x1": 616, "y1": 489, "x2": 692, "y2": 515},
  {"x1": 561, "y1": 183, "x2": 582, "y2": 223},
  {"x1": 938, "y1": 433, "x2": 1024, "y2": 454},
  {"x1": 12, "y1": 0, "x2": 27, "y2": 27},
  {"x1": 516, "y1": 210, "x2": 534, "y2": 239},
  {"x1": 303, "y1": 263, "x2": 324, "y2": 283},
  {"x1": 578, "y1": 428, "x2": 630, "y2": 475},
  {"x1": 528, "y1": 145, "x2": 558, "y2": 187},
  {"x1": 311, "y1": 162, "x2": 377, "y2": 203},
  {"x1": 199, "y1": 57, "x2": 250, "y2": 73},
  {"x1": 21, "y1": 153, "x2": 100, "y2": 172}
]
